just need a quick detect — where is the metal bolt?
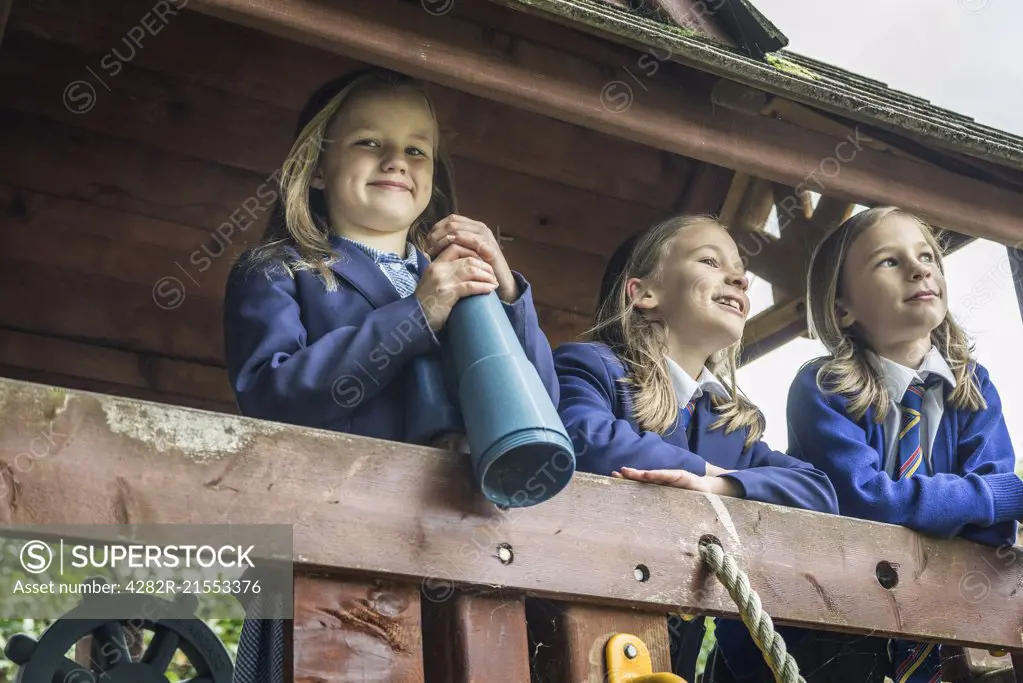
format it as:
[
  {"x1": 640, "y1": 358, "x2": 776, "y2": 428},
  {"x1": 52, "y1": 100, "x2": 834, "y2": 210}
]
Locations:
[
  {"x1": 623, "y1": 643, "x2": 638, "y2": 659},
  {"x1": 497, "y1": 544, "x2": 513, "y2": 565}
]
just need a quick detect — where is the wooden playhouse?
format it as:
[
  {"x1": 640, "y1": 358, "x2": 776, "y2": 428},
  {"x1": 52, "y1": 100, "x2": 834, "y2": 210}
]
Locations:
[{"x1": 1, "y1": 0, "x2": 1022, "y2": 680}]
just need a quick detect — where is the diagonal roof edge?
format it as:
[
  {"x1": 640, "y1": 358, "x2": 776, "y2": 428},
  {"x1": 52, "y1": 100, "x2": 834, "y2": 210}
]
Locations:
[{"x1": 496, "y1": 0, "x2": 1023, "y2": 172}]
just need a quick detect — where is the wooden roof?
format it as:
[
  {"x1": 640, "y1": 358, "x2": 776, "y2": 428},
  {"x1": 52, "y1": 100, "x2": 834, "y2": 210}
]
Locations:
[{"x1": 501, "y1": 0, "x2": 1023, "y2": 173}]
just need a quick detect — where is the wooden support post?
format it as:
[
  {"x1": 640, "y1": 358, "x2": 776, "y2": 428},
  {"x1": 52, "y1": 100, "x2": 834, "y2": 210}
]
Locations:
[
  {"x1": 1010, "y1": 243, "x2": 1023, "y2": 326},
  {"x1": 294, "y1": 573, "x2": 423, "y2": 683},
  {"x1": 422, "y1": 592, "x2": 532, "y2": 682},
  {"x1": 674, "y1": 162, "x2": 735, "y2": 217},
  {"x1": 942, "y1": 647, "x2": 1015, "y2": 682},
  {"x1": 0, "y1": 1, "x2": 12, "y2": 48},
  {"x1": 528, "y1": 600, "x2": 675, "y2": 682}
]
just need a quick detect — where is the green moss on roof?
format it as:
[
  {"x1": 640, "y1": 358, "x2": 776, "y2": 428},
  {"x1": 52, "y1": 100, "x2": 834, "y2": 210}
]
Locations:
[
  {"x1": 764, "y1": 54, "x2": 819, "y2": 81},
  {"x1": 495, "y1": 0, "x2": 1023, "y2": 170}
]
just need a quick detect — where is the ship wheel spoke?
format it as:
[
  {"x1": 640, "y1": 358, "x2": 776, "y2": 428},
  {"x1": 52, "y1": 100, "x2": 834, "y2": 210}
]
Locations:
[{"x1": 141, "y1": 629, "x2": 181, "y2": 673}]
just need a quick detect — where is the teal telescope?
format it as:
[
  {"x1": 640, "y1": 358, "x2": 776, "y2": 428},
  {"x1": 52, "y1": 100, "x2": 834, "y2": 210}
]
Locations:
[{"x1": 406, "y1": 292, "x2": 575, "y2": 508}]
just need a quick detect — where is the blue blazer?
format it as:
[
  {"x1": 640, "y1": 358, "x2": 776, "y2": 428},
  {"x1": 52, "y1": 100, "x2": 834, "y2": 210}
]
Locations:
[
  {"x1": 553, "y1": 341, "x2": 838, "y2": 512},
  {"x1": 787, "y1": 358, "x2": 1023, "y2": 548},
  {"x1": 554, "y1": 341, "x2": 838, "y2": 681},
  {"x1": 223, "y1": 236, "x2": 559, "y2": 442}
]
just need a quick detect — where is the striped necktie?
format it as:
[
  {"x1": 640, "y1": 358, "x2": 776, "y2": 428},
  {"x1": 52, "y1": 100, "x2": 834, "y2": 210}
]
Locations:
[
  {"x1": 896, "y1": 375, "x2": 943, "y2": 480},
  {"x1": 679, "y1": 397, "x2": 697, "y2": 433},
  {"x1": 896, "y1": 380, "x2": 929, "y2": 479},
  {"x1": 889, "y1": 641, "x2": 941, "y2": 683},
  {"x1": 890, "y1": 377, "x2": 943, "y2": 683}
]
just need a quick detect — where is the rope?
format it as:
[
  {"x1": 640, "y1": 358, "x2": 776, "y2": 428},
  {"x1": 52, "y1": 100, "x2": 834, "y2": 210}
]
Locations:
[{"x1": 698, "y1": 538, "x2": 806, "y2": 683}]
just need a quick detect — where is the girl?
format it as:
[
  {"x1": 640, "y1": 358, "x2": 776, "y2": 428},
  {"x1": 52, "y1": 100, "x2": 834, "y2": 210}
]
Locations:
[
  {"x1": 786, "y1": 206, "x2": 1023, "y2": 682},
  {"x1": 223, "y1": 67, "x2": 559, "y2": 683},
  {"x1": 552, "y1": 214, "x2": 839, "y2": 682}
]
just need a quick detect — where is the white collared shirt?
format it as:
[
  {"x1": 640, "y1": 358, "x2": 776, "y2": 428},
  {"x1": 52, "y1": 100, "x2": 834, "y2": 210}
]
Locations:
[
  {"x1": 868, "y1": 346, "x2": 957, "y2": 477},
  {"x1": 665, "y1": 357, "x2": 731, "y2": 409}
]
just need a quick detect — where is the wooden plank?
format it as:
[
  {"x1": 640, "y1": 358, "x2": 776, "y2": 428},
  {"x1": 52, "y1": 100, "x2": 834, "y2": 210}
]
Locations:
[
  {"x1": 448, "y1": 156, "x2": 663, "y2": 259},
  {"x1": 6, "y1": 0, "x2": 691, "y2": 209},
  {"x1": 2, "y1": 189, "x2": 249, "y2": 301},
  {"x1": 422, "y1": 592, "x2": 531, "y2": 683},
  {"x1": 943, "y1": 646, "x2": 1013, "y2": 682},
  {"x1": 1, "y1": 183, "x2": 223, "y2": 253},
  {"x1": 529, "y1": 601, "x2": 673, "y2": 682},
  {"x1": 2, "y1": 378, "x2": 1022, "y2": 651},
  {"x1": 187, "y1": 0, "x2": 1023, "y2": 246},
  {"x1": 1010, "y1": 244, "x2": 1023, "y2": 326},
  {"x1": 0, "y1": 30, "x2": 666, "y2": 259},
  {"x1": 0, "y1": 183, "x2": 586, "y2": 354},
  {"x1": 0, "y1": 29, "x2": 294, "y2": 175},
  {"x1": 0, "y1": 329, "x2": 234, "y2": 405},
  {"x1": 294, "y1": 573, "x2": 424, "y2": 683},
  {"x1": 0, "y1": 0, "x2": 11, "y2": 47},
  {"x1": 0, "y1": 232, "x2": 583, "y2": 362},
  {"x1": 0, "y1": 111, "x2": 604, "y2": 317},
  {"x1": 0, "y1": 259, "x2": 225, "y2": 363},
  {"x1": 720, "y1": 174, "x2": 775, "y2": 236},
  {"x1": 674, "y1": 162, "x2": 735, "y2": 216},
  {"x1": 0, "y1": 364, "x2": 236, "y2": 414},
  {"x1": 739, "y1": 297, "x2": 806, "y2": 365},
  {"x1": 537, "y1": 307, "x2": 590, "y2": 348},
  {"x1": 0, "y1": 108, "x2": 269, "y2": 230}
]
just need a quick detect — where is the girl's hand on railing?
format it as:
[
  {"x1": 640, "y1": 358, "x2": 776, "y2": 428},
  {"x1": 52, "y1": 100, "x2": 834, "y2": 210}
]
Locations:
[
  {"x1": 705, "y1": 463, "x2": 737, "y2": 477},
  {"x1": 612, "y1": 466, "x2": 743, "y2": 497}
]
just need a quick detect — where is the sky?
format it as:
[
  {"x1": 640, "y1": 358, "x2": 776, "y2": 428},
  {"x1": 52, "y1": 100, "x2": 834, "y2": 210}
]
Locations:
[{"x1": 733, "y1": 0, "x2": 1023, "y2": 465}]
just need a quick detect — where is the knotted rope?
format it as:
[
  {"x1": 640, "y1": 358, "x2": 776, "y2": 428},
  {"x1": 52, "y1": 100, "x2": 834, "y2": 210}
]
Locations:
[{"x1": 698, "y1": 538, "x2": 806, "y2": 683}]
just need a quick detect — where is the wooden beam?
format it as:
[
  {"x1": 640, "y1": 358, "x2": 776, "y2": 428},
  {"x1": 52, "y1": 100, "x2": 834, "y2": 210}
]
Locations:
[
  {"x1": 0, "y1": 0, "x2": 10, "y2": 48},
  {"x1": 527, "y1": 600, "x2": 673, "y2": 682},
  {"x1": 719, "y1": 173, "x2": 775, "y2": 236},
  {"x1": 739, "y1": 296, "x2": 805, "y2": 364},
  {"x1": 1011, "y1": 243, "x2": 1023, "y2": 326},
  {"x1": 187, "y1": 0, "x2": 1023, "y2": 246},
  {"x1": 674, "y1": 162, "x2": 735, "y2": 216},
  {"x1": 2, "y1": 378, "x2": 1023, "y2": 651},
  {"x1": 757, "y1": 191, "x2": 855, "y2": 299},
  {"x1": 294, "y1": 573, "x2": 424, "y2": 683},
  {"x1": 0, "y1": 258, "x2": 226, "y2": 363},
  {"x1": 5, "y1": 4, "x2": 692, "y2": 210},
  {"x1": 0, "y1": 363, "x2": 237, "y2": 415},
  {"x1": 0, "y1": 112, "x2": 606, "y2": 318},
  {"x1": 0, "y1": 30, "x2": 667, "y2": 260},
  {"x1": 423, "y1": 593, "x2": 532, "y2": 682},
  {"x1": 0, "y1": 329, "x2": 235, "y2": 406}
]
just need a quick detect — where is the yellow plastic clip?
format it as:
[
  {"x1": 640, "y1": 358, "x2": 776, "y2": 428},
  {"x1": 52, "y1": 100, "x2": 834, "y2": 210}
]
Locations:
[{"x1": 605, "y1": 633, "x2": 687, "y2": 683}]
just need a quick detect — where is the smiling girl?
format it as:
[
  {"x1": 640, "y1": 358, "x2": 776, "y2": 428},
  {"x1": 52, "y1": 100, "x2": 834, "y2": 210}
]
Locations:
[
  {"x1": 553, "y1": 214, "x2": 837, "y2": 682},
  {"x1": 786, "y1": 206, "x2": 1023, "y2": 682},
  {"x1": 223, "y1": 67, "x2": 558, "y2": 683}
]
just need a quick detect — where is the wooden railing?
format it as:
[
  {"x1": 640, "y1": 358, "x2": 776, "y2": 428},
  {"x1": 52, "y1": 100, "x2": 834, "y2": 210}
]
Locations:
[{"x1": 0, "y1": 377, "x2": 1021, "y2": 681}]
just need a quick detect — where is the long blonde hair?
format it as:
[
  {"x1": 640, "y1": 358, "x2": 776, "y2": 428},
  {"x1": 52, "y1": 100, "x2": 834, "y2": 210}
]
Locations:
[
  {"x1": 806, "y1": 205, "x2": 985, "y2": 421},
  {"x1": 244, "y1": 68, "x2": 456, "y2": 289},
  {"x1": 587, "y1": 215, "x2": 765, "y2": 448}
]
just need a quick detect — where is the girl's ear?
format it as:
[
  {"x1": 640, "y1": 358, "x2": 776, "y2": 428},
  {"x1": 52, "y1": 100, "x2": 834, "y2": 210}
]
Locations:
[
  {"x1": 835, "y1": 298, "x2": 856, "y2": 328},
  {"x1": 626, "y1": 277, "x2": 659, "y2": 310},
  {"x1": 309, "y1": 164, "x2": 326, "y2": 190}
]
